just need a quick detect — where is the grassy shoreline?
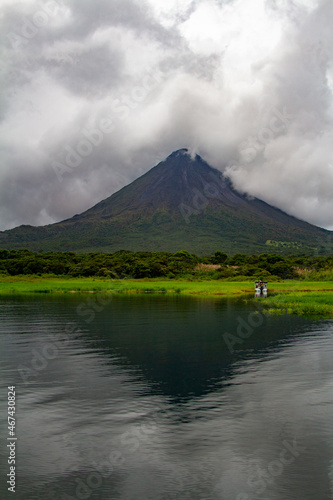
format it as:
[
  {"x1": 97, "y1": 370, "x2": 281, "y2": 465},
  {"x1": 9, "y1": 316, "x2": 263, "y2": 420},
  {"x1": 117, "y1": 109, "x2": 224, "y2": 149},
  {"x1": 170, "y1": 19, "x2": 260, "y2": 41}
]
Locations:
[
  {"x1": 1, "y1": 276, "x2": 333, "y2": 318},
  {"x1": 260, "y1": 291, "x2": 333, "y2": 318},
  {"x1": 1, "y1": 275, "x2": 333, "y2": 295},
  {"x1": 0, "y1": 275, "x2": 255, "y2": 295}
]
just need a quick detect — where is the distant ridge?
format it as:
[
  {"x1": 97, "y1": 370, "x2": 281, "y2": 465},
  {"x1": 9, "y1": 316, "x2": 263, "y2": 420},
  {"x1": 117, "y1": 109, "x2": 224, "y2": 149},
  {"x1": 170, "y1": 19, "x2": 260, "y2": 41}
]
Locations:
[{"x1": 0, "y1": 149, "x2": 330, "y2": 254}]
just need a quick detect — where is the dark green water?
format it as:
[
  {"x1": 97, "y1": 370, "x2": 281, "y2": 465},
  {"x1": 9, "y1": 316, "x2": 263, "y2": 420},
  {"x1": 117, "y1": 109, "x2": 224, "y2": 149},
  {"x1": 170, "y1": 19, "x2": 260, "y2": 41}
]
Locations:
[{"x1": 0, "y1": 294, "x2": 333, "y2": 499}]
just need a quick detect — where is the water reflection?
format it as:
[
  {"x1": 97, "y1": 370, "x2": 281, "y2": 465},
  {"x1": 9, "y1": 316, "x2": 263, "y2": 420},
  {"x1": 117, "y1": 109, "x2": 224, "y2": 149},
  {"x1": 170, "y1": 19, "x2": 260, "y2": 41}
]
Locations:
[{"x1": 0, "y1": 294, "x2": 332, "y2": 499}]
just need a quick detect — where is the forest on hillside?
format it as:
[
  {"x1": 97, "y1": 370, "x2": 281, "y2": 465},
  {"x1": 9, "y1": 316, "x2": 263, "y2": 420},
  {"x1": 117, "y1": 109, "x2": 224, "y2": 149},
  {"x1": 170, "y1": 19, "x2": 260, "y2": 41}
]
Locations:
[{"x1": 0, "y1": 249, "x2": 333, "y2": 281}]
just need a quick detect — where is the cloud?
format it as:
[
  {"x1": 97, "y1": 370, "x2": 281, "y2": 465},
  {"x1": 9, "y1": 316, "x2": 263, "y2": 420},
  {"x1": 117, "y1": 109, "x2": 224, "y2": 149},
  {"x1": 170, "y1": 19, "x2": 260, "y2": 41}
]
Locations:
[{"x1": 0, "y1": 0, "x2": 333, "y2": 231}]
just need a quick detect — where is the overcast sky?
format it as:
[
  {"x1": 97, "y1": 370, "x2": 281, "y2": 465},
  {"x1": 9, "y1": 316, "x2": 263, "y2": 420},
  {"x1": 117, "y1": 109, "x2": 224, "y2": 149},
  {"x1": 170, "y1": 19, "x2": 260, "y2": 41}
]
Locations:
[{"x1": 1, "y1": 0, "x2": 333, "y2": 231}]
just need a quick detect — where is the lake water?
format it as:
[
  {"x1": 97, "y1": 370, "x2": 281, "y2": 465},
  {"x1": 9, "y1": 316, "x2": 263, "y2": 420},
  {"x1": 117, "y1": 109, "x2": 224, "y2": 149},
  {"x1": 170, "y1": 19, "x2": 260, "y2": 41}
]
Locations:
[{"x1": 0, "y1": 293, "x2": 333, "y2": 500}]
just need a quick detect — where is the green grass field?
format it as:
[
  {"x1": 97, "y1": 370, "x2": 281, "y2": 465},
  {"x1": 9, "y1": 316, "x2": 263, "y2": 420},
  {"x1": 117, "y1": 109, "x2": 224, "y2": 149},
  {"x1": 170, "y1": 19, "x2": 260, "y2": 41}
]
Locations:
[
  {"x1": 1, "y1": 275, "x2": 333, "y2": 317},
  {"x1": 0, "y1": 275, "x2": 253, "y2": 296},
  {"x1": 260, "y1": 291, "x2": 333, "y2": 318}
]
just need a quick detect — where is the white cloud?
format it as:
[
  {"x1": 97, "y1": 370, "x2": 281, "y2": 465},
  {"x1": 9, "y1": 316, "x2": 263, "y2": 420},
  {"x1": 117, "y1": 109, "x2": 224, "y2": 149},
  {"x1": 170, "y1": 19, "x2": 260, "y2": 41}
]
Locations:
[{"x1": 0, "y1": 0, "x2": 333, "y2": 231}]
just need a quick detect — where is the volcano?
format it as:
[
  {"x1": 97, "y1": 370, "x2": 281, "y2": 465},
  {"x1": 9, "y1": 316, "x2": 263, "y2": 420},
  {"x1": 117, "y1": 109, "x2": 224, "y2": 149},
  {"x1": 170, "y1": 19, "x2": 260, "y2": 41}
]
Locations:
[{"x1": 0, "y1": 149, "x2": 329, "y2": 254}]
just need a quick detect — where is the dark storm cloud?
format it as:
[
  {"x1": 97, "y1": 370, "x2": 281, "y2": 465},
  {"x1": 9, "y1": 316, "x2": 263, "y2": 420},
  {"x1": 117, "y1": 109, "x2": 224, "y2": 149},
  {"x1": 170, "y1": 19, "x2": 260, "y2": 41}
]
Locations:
[
  {"x1": 0, "y1": 0, "x2": 333, "y2": 231},
  {"x1": 45, "y1": 43, "x2": 125, "y2": 97}
]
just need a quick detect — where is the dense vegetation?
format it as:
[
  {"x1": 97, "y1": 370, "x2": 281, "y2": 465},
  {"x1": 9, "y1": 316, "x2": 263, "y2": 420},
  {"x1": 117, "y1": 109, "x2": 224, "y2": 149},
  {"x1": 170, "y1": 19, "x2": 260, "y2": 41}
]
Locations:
[{"x1": 1, "y1": 248, "x2": 333, "y2": 281}]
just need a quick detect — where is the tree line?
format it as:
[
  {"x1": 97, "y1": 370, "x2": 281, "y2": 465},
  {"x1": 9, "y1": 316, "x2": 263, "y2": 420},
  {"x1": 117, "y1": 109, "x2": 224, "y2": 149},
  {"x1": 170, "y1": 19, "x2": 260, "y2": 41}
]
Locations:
[{"x1": 0, "y1": 249, "x2": 332, "y2": 280}]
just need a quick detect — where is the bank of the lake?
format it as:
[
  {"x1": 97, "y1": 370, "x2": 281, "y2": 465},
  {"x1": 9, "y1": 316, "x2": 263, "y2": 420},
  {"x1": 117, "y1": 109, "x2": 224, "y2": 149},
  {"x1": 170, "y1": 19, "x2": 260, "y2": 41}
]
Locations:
[
  {"x1": 1, "y1": 275, "x2": 333, "y2": 317},
  {"x1": 261, "y1": 290, "x2": 333, "y2": 318},
  {"x1": 0, "y1": 275, "x2": 254, "y2": 295}
]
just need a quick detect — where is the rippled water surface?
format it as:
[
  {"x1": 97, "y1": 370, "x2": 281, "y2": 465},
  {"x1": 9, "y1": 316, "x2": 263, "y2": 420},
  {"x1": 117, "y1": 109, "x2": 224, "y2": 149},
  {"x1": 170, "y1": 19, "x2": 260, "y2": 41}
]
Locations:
[{"x1": 0, "y1": 293, "x2": 333, "y2": 500}]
